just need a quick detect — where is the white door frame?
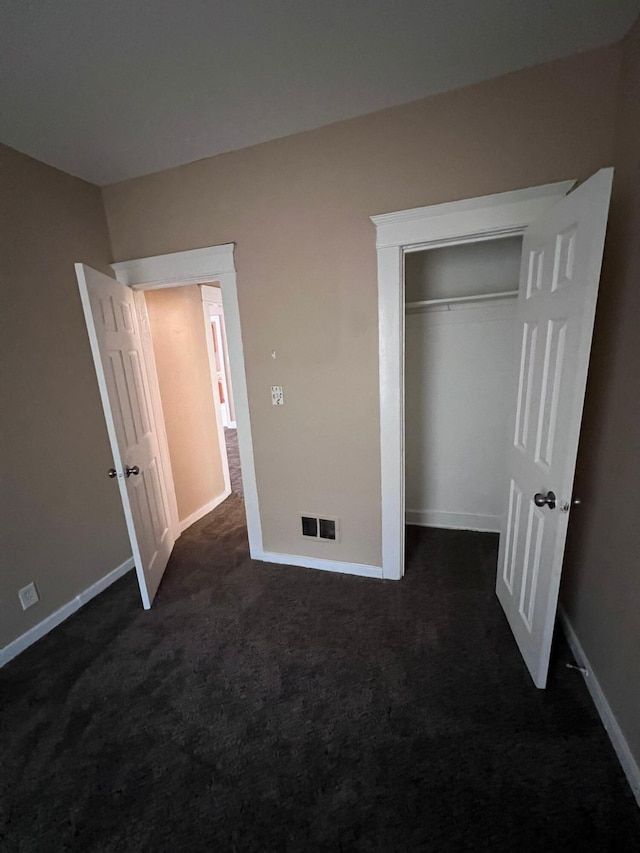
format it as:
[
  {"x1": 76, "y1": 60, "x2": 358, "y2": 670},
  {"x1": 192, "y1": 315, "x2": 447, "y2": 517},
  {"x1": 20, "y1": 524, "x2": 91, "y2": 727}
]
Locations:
[
  {"x1": 371, "y1": 179, "x2": 576, "y2": 580},
  {"x1": 210, "y1": 314, "x2": 233, "y2": 428},
  {"x1": 201, "y1": 284, "x2": 237, "y2": 428},
  {"x1": 197, "y1": 293, "x2": 232, "y2": 506},
  {"x1": 112, "y1": 244, "x2": 263, "y2": 558}
]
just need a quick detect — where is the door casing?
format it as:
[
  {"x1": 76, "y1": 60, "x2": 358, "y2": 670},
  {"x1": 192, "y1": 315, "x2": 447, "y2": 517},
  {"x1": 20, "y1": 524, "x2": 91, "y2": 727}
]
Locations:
[
  {"x1": 371, "y1": 180, "x2": 576, "y2": 581},
  {"x1": 112, "y1": 244, "x2": 264, "y2": 558}
]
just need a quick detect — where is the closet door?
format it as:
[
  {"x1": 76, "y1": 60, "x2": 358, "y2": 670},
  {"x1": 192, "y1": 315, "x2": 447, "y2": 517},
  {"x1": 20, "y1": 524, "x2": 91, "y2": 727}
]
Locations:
[{"x1": 496, "y1": 168, "x2": 613, "y2": 688}]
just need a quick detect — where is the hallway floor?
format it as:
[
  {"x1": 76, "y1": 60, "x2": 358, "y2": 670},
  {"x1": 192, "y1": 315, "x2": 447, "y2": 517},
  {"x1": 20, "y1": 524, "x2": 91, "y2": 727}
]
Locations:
[{"x1": 224, "y1": 426, "x2": 242, "y2": 497}]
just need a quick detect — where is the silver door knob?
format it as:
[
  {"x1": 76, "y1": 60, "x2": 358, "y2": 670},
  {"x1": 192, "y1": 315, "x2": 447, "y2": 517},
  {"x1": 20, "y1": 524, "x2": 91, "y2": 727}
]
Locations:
[
  {"x1": 534, "y1": 491, "x2": 556, "y2": 509},
  {"x1": 107, "y1": 468, "x2": 117, "y2": 479},
  {"x1": 125, "y1": 465, "x2": 140, "y2": 477}
]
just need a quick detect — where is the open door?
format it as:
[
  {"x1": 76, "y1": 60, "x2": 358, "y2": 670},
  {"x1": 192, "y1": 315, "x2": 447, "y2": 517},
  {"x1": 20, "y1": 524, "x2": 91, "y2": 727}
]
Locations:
[
  {"x1": 76, "y1": 263, "x2": 174, "y2": 608},
  {"x1": 497, "y1": 168, "x2": 613, "y2": 687}
]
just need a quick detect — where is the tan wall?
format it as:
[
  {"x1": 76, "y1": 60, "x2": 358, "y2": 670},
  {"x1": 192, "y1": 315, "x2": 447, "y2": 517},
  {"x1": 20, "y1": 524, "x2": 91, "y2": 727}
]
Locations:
[
  {"x1": 144, "y1": 286, "x2": 226, "y2": 523},
  {"x1": 562, "y1": 18, "x2": 640, "y2": 768},
  {"x1": 0, "y1": 144, "x2": 130, "y2": 649},
  {"x1": 103, "y1": 46, "x2": 620, "y2": 567}
]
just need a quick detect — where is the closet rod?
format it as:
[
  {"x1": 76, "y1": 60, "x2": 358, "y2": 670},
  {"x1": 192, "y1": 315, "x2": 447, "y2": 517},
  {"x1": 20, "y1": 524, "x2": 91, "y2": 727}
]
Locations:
[{"x1": 405, "y1": 290, "x2": 518, "y2": 310}]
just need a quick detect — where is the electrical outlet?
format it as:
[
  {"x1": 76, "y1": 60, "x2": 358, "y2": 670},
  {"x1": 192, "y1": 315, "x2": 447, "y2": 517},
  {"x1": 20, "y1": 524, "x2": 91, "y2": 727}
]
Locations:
[
  {"x1": 19, "y1": 582, "x2": 39, "y2": 610},
  {"x1": 271, "y1": 385, "x2": 284, "y2": 405}
]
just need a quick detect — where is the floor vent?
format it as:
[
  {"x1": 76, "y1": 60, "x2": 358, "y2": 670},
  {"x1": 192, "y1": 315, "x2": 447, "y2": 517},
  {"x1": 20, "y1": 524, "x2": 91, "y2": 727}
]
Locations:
[{"x1": 301, "y1": 515, "x2": 339, "y2": 541}]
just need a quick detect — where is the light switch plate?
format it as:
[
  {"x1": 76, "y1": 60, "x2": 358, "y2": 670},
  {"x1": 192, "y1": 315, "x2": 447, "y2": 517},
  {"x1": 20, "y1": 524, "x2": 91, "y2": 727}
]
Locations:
[{"x1": 271, "y1": 385, "x2": 284, "y2": 405}]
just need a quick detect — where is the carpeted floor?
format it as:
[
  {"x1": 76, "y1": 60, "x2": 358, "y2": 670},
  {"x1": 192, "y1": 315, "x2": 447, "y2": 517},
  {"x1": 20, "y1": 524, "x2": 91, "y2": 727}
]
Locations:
[
  {"x1": 1, "y1": 436, "x2": 639, "y2": 851},
  {"x1": 224, "y1": 427, "x2": 243, "y2": 497}
]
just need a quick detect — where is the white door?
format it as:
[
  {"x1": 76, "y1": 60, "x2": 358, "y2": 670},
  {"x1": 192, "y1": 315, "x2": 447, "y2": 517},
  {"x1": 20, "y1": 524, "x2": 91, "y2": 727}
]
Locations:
[
  {"x1": 76, "y1": 264, "x2": 174, "y2": 608},
  {"x1": 497, "y1": 168, "x2": 613, "y2": 687},
  {"x1": 211, "y1": 315, "x2": 231, "y2": 428}
]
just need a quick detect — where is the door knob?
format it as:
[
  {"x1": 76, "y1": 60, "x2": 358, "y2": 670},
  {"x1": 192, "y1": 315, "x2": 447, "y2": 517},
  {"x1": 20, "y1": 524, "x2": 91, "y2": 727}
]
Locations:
[
  {"x1": 125, "y1": 465, "x2": 140, "y2": 477},
  {"x1": 107, "y1": 468, "x2": 117, "y2": 479},
  {"x1": 534, "y1": 491, "x2": 556, "y2": 509}
]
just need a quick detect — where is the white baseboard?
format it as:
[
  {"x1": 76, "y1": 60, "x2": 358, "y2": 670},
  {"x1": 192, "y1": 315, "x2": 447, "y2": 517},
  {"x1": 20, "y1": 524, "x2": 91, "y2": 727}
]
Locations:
[
  {"x1": 0, "y1": 557, "x2": 135, "y2": 668},
  {"x1": 559, "y1": 608, "x2": 640, "y2": 808},
  {"x1": 256, "y1": 550, "x2": 383, "y2": 580},
  {"x1": 405, "y1": 509, "x2": 500, "y2": 532},
  {"x1": 179, "y1": 488, "x2": 232, "y2": 533}
]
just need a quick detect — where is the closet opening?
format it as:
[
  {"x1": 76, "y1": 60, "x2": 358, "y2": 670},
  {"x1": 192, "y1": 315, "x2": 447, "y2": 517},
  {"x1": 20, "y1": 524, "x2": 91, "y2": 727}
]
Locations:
[{"x1": 404, "y1": 235, "x2": 522, "y2": 556}]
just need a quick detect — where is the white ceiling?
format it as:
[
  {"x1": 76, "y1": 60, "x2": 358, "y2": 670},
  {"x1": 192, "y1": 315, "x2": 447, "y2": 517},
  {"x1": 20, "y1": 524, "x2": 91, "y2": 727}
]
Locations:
[{"x1": 1, "y1": 0, "x2": 638, "y2": 186}]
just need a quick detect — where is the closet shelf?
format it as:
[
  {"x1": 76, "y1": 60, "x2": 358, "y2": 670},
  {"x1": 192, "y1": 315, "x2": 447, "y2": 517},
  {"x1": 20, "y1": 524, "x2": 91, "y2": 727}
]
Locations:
[{"x1": 405, "y1": 289, "x2": 518, "y2": 312}]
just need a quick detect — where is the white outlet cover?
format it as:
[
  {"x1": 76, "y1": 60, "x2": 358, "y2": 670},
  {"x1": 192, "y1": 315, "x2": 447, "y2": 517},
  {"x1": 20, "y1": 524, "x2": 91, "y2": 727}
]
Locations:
[
  {"x1": 271, "y1": 385, "x2": 284, "y2": 405},
  {"x1": 19, "y1": 582, "x2": 39, "y2": 610}
]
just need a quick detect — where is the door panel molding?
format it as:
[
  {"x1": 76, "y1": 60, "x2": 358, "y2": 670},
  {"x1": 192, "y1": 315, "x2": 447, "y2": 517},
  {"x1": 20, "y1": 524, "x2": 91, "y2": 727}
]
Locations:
[
  {"x1": 496, "y1": 168, "x2": 613, "y2": 688},
  {"x1": 76, "y1": 264, "x2": 174, "y2": 608}
]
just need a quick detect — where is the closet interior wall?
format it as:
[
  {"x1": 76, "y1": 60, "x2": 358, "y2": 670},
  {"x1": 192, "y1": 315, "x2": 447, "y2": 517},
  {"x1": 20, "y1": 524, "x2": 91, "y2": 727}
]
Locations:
[{"x1": 404, "y1": 237, "x2": 522, "y2": 533}]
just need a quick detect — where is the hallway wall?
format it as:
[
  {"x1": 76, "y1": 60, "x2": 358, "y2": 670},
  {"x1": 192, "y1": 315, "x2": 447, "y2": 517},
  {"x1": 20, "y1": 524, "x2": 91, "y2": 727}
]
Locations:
[{"x1": 145, "y1": 286, "x2": 227, "y2": 525}]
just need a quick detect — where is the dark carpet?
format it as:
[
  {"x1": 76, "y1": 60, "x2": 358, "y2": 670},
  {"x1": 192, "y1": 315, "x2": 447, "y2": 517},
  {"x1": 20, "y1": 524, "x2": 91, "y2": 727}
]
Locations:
[
  {"x1": 224, "y1": 427, "x2": 243, "y2": 497},
  {"x1": 1, "y1": 439, "x2": 639, "y2": 851}
]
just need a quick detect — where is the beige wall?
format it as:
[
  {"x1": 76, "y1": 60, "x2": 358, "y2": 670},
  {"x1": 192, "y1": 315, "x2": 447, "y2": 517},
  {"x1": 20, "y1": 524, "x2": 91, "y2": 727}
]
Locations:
[
  {"x1": 103, "y1": 45, "x2": 620, "y2": 567},
  {"x1": 144, "y1": 286, "x2": 226, "y2": 523},
  {"x1": 562, "y1": 18, "x2": 640, "y2": 768},
  {"x1": 0, "y1": 144, "x2": 130, "y2": 649}
]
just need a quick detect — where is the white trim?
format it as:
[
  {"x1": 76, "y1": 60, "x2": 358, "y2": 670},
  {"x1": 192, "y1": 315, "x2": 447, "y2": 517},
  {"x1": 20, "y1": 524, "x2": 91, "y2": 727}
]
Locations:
[
  {"x1": 559, "y1": 609, "x2": 640, "y2": 808},
  {"x1": 405, "y1": 510, "x2": 500, "y2": 532},
  {"x1": 372, "y1": 180, "x2": 575, "y2": 581},
  {"x1": 215, "y1": 272, "x2": 262, "y2": 558},
  {"x1": 112, "y1": 244, "x2": 235, "y2": 287},
  {"x1": 371, "y1": 181, "x2": 576, "y2": 248},
  {"x1": 111, "y1": 244, "x2": 264, "y2": 560},
  {"x1": 200, "y1": 296, "x2": 232, "y2": 495},
  {"x1": 210, "y1": 313, "x2": 233, "y2": 428},
  {"x1": 0, "y1": 558, "x2": 134, "y2": 668},
  {"x1": 179, "y1": 488, "x2": 232, "y2": 533},
  {"x1": 204, "y1": 290, "x2": 237, "y2": 427},
  {"x1": 257, "y1": 551, "x2": 383, "y2": 579},
  {"x1": 377, "y1": 244, "x2": 405, "y2": 581}
]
